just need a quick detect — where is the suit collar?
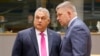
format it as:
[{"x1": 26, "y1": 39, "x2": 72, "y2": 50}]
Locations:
[
  {"x1": 66, "y1": 18, "x2": 78, "y2": 33},
  {"x1": 68, "y1": 17, "x2": 79, "y2": 29},
  {"x1": 47, "y1": 29, "x2": 53, "y2": 55},
  {"x1": 68, "y1": 16, "x2": 77, "y2": 28}
]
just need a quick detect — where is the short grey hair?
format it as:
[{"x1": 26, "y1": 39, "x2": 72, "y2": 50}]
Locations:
[
  {"x1": 56, "y1": 1, "x2": 77, "y2": 13},
  {"x1": 34, "y1": 7, "x2": 50, "y2": 18}
]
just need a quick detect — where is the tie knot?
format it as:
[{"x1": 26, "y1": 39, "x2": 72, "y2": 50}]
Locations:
[{"x1": 40, "y1": 32, "x2": 44, "y2": 36}]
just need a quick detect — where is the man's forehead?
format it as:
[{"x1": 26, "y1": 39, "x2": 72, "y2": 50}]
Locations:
[
  {"x1": 57, "y1": 9, "x2": 63, "y2": 14},
  {"x1": 35, "y1": 11, "x2": 46, "y2": 16},
  {"x1": 57, "y1": 8, "x2": 64, "y2": 12}
]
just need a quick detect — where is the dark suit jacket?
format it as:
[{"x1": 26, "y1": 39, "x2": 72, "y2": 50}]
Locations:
[
  {"x1": 60, "y1": 18, "x2": 91, "y2": 56},
  {"x1": 12, "y1": 27, "x2": 61, "y2": 56}
]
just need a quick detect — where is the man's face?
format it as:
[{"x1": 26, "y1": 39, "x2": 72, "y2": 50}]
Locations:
[
  {"x1": 34, "y1": 11, "x2": 50, "y2": 31},
  {"x1": 56, "y1": 8, "x2": 70, "y2": 27}
]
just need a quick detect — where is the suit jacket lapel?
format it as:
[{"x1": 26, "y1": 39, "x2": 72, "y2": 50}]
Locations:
[
  {"x1": 30, "y1": 27, "x2": 39, "y2": 56},
  {"x1": 47, "y1": 29, "x2": 53, "y2": 55}
]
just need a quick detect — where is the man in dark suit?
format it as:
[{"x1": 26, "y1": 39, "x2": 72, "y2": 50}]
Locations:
[
  {"x1": 12, "y1": 7, "x2": 61, "y2": 56},
  {"x1": 56, "y1": 1, "x2": 91, "y2": 56}
]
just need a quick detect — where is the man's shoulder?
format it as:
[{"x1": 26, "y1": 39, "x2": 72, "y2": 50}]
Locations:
[
  {"x1": 47, "y1": 29, "x2": 61, "y2": 40},
  {"x1": 47, "y1": 28, "x2": 60, "y2": 35},
  {"x1": 71, "y1": 19, "x2": 90, "y2": 32},
  {"x1": 48, "y1": 29, "x2": 56, "y2": 33},
  {"x1": 72, "y1": 19, "x2": 85, "y2": 27},
  {"x1": 18, "y1": 27, "x2": 34, "y2": 34}
]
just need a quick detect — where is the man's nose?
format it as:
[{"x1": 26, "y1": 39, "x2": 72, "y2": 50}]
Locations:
[
  {"x1": 38, "y1": 18, "x2": 42, "y2": 22},
  {"x1": 57, "y1": 17, "x2": 59, "y2": 20}
]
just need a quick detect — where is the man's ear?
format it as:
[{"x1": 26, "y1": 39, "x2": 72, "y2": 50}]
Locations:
[
  {"x1": 48, "y1": 19, "x2": 50, "y2": 24},
  {"x1": 67, "y1": 9, "x2": 71, "y2": 15},
  {"x1": 67, "y1": 9, "x2": 72, "y2": 18}
]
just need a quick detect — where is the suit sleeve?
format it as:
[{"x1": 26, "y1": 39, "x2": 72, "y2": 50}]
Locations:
[
  {"x1": 70, "y1": 26, "x2": 89, "y2": 56},
  {"x1": 58, "y1": 34, "x2": 62, "y2": 56},
  {"x1": 12, "y1": 32, "x2": 23, "y2": 56}
]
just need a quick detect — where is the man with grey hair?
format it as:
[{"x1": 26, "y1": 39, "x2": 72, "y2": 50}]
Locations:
[
  {"x1": 56, "y1": 1, "x2": 91, "y2": 56},
  {"x1": 12, "y1": 7, "x2": 61, "y2": 56}
]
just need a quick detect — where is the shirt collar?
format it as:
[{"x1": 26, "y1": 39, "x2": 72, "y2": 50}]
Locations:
[
  {"x1": 35, "y1": 29, "x2": 47, "y2": 36},
  {"x1": 68, "y1": 16, "x2": 77, "y2": 27}
]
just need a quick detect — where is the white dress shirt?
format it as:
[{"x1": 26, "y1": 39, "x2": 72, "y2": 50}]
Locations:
[{"x1": 35, "y1": 29, "x2": 49, "y2": 56}]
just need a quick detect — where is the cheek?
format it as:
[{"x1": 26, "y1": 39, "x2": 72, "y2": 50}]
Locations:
[
  {"x1": 44, "y1": 22, "x2": 48, "y2": 25},
  {"x1": 44, "y1": 21, "x2": 49, "y2": 26},
  {"x1": 34, "y1": 22, "x2": 38, "y2": 27},
  {"x1": 33, "y1": 20, "x2": 37, "y2": 25},
  {"x1": 33, "y1": 21, "x2": 36, "y2": 25},
  {"x1": 61, "y1": 15, "x2": 66, "y2": 21},
  {"x1": 62, "y1": 15, "x2": 67, "y2": 23}
]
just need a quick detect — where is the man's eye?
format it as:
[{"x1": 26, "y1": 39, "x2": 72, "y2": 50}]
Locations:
[
  {"x1": 41, "y1": 17, "x2": 46, "y2": 20},
  {"x1": 57, "y1": 14, "x2": 61, "y2": 17},
  {"x1": 59, "y1": 14, "x2": 62, "y2": 16},
  {"x1": 36, "y1": 16, "x2": 39, "y2": 19}
]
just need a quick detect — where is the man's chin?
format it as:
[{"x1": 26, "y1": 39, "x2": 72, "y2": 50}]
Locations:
[{"x1": 61, "y1": 24, "x2": 65, "y2": 27}]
